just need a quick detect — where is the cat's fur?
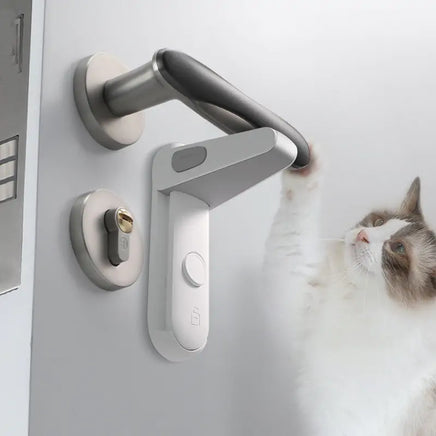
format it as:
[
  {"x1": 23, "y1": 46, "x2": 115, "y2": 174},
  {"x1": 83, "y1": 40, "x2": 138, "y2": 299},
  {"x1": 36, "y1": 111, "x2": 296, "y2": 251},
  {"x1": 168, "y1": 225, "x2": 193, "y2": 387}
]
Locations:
[{"x1": 264, "y1": 147, "x2": 436, "y2": 435}]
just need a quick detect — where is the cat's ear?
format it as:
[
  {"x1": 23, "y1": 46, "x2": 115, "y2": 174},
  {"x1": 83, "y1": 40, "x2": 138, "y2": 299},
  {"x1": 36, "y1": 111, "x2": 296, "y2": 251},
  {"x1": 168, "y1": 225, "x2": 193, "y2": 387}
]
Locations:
[{"x1": 399, "y1": 177, "x2": 422, "y2": 216}]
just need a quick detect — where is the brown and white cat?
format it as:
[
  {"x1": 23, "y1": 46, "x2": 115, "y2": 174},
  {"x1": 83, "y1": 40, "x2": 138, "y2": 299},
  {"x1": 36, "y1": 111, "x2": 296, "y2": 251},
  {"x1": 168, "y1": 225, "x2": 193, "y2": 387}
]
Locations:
[{"x1": 264, "y1": 147, "x2": 436, "y2": 435}]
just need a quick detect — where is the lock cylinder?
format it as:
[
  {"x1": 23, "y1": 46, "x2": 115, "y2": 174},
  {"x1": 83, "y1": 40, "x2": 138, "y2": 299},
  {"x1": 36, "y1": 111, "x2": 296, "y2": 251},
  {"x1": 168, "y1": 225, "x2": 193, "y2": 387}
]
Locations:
[{"x1": 104, "y1": 208, "x2": 133, "y2": 266}]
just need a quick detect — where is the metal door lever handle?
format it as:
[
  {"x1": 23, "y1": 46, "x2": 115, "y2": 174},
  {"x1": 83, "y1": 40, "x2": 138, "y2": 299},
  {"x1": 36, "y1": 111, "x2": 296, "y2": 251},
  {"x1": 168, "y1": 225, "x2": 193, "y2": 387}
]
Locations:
[
  {"x1": 74, "y1": 49, "x2": 310, "y2": 169},
  {"x1": 104, "y1": 49, "x2": 309, "y2": 169}
]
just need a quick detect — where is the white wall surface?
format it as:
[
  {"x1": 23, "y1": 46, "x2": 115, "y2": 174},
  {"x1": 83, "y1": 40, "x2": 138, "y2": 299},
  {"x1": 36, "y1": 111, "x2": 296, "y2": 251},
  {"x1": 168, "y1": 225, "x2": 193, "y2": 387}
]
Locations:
[
  {"x1": 0, "y1": 0, "x2": 43, "y2": 434},
  {"x1": 30, "y1": 1, "x2": 436, "y2": 435}
]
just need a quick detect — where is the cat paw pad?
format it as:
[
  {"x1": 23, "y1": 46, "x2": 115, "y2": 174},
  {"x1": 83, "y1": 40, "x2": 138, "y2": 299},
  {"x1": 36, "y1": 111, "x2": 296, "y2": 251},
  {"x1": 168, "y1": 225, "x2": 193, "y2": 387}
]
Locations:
[{"x1": 282, "y1": 143, "x2": 323, "y2": 193}]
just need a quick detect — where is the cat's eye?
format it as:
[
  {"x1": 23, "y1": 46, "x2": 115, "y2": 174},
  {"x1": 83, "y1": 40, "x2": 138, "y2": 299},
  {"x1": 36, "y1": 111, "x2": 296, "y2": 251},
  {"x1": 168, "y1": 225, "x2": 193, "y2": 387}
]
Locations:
[
  {"x1": 373, "y1": 217, "x2": 384, "y2": 227},
  {"x1": 391, "y1": 241, "x2": 406, "y2": 255}
]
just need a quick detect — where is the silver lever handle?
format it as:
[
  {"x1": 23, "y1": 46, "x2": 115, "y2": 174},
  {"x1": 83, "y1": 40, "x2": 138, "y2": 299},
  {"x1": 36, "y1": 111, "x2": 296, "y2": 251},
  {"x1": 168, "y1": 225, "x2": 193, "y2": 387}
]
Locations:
[
  {"x1": 103, "y1": 49, "x2": 309, "y2": 169},
  {"x1": 74, "y1": 50, "x2": 310, "y2": 169}
]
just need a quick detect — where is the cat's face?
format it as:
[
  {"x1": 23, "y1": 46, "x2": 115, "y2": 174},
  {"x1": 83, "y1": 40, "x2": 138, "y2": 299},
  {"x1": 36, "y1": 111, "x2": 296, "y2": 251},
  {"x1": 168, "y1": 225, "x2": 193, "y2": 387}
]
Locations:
[{"x1": 344, "y1": 178, "x2": 436, "y2": 304}]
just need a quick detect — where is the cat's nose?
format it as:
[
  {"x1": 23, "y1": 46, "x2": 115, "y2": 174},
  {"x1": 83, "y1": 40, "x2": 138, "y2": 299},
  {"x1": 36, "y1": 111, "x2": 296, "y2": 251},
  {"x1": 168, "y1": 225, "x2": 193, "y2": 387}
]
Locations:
[{"x1": 356, "y1": 229, "x2": 370, "y2": 243}]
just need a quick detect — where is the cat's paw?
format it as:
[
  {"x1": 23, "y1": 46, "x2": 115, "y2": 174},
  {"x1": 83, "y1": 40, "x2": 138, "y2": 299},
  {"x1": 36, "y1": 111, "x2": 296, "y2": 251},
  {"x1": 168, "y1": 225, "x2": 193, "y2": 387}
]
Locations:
[{"x1": 282, "y1": 143, "x2": 323, "y2": 199}]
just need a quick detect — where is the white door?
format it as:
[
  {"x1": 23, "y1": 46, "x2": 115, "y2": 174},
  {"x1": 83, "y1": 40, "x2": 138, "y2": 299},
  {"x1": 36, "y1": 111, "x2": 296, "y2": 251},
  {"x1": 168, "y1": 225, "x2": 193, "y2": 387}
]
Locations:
[{"x1": 29, "y1": 1, "x2": 436, "y2": 435}]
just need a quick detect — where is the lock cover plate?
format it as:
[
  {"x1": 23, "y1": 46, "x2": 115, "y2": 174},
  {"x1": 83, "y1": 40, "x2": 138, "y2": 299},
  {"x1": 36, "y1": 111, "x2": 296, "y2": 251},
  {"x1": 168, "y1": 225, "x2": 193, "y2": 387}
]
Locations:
[{"x1": 69, "y1": 189, "x2": 144, "y2": 290}]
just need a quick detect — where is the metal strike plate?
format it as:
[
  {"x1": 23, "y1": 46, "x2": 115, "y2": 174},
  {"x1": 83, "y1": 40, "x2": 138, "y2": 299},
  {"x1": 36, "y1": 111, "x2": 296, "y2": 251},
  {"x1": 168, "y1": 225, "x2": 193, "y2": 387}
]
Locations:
[{"x1": 0, "y1": 3, "x2": 31, "y2": 295}]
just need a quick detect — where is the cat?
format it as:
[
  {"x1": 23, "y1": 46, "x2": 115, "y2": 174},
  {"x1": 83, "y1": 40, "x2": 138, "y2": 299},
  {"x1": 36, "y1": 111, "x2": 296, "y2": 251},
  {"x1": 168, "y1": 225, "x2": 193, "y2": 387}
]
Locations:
[{"x1": 264, "y1": 146, "x2": 436, "y2": 436}]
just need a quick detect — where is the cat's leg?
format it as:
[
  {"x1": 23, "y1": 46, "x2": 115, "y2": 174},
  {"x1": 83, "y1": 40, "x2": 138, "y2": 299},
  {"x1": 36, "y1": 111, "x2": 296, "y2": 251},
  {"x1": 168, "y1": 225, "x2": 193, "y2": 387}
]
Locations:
[
  {"x1": 262, "y1": 145, "x2": 324, "y2": 356},
  {"x1": 261, "y1": 145, "x2": 325, "y2": 434},
  {"x1": 264, "y1": 144, "x2": 323, "y2": 279}
]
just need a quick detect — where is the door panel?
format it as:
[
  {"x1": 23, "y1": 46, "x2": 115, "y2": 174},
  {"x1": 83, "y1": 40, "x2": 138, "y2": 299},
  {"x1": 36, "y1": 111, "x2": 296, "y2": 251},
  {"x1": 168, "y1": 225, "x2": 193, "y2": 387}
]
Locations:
[{"x1": 30, "y1": 1, "x2": 436, "y2": 435}]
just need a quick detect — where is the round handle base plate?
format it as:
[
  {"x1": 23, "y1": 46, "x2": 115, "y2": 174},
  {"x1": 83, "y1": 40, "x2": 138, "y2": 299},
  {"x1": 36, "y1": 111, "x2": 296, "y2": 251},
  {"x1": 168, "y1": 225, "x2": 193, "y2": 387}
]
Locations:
[{"x1": 73, "y1": 53, "x2": 145, "y2": 150}]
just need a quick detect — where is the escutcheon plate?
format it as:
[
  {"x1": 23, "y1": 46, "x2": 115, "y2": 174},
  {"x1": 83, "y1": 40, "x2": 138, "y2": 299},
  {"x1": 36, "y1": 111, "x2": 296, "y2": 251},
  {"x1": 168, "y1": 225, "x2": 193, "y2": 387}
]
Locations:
[
  {"x1": 73, "y1": 53, "x2": 145, "y2": 150},
  {"x1": 70, "y1": 189, "x2": 144, "y2": 290}
]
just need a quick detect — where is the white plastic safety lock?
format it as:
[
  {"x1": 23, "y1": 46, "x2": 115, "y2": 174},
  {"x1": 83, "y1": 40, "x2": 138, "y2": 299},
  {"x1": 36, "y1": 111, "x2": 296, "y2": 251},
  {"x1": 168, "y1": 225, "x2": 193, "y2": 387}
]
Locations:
[
  {"x1": 168, "y1": 191, "x2": 209, "y2": 351},
  {"x1": 147, "y1": 128, "x2": 298, "y2": 361}
]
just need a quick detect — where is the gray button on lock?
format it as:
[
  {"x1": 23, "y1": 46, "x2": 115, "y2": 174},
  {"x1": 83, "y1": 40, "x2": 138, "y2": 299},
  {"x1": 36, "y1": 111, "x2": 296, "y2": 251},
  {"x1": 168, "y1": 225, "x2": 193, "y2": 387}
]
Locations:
[{"x1": 172, "y1": 146, "x2": 207, "y2": 172}]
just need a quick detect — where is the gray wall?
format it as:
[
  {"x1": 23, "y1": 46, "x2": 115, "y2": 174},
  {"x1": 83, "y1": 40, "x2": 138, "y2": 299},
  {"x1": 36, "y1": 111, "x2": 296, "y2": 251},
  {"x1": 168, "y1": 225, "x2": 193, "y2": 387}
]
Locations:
[
  {"x1": 30, "y1": 1, "x2": 436, "y2": 435},
  {"x1": 0, "y1": 0, "x2": 43, "y2": 434}
]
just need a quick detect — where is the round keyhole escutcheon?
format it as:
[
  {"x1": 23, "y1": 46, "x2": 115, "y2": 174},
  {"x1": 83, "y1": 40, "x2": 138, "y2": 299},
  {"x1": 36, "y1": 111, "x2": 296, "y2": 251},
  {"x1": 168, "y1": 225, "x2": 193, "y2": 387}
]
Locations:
[{"x1": 70, "y1": 189, "x2": 144, "y2": 291}]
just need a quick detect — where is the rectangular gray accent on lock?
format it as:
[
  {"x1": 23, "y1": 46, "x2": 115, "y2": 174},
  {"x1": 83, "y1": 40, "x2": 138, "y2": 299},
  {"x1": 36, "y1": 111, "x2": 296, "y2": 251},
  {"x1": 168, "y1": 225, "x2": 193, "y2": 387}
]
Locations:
[{"x1": 171, "y1": 146, "x2": 207, "y2": 172}]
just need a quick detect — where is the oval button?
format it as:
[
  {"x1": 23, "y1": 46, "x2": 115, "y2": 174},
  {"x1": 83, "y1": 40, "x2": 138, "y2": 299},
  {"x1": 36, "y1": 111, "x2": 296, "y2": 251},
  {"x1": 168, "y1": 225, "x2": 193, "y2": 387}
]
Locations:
[
  {"x1": 171, "y1": 146, "x2": 207, "y2": 172},
  {"x1": 182, "y1": 252, "x2": 206, "y2": 287}
]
